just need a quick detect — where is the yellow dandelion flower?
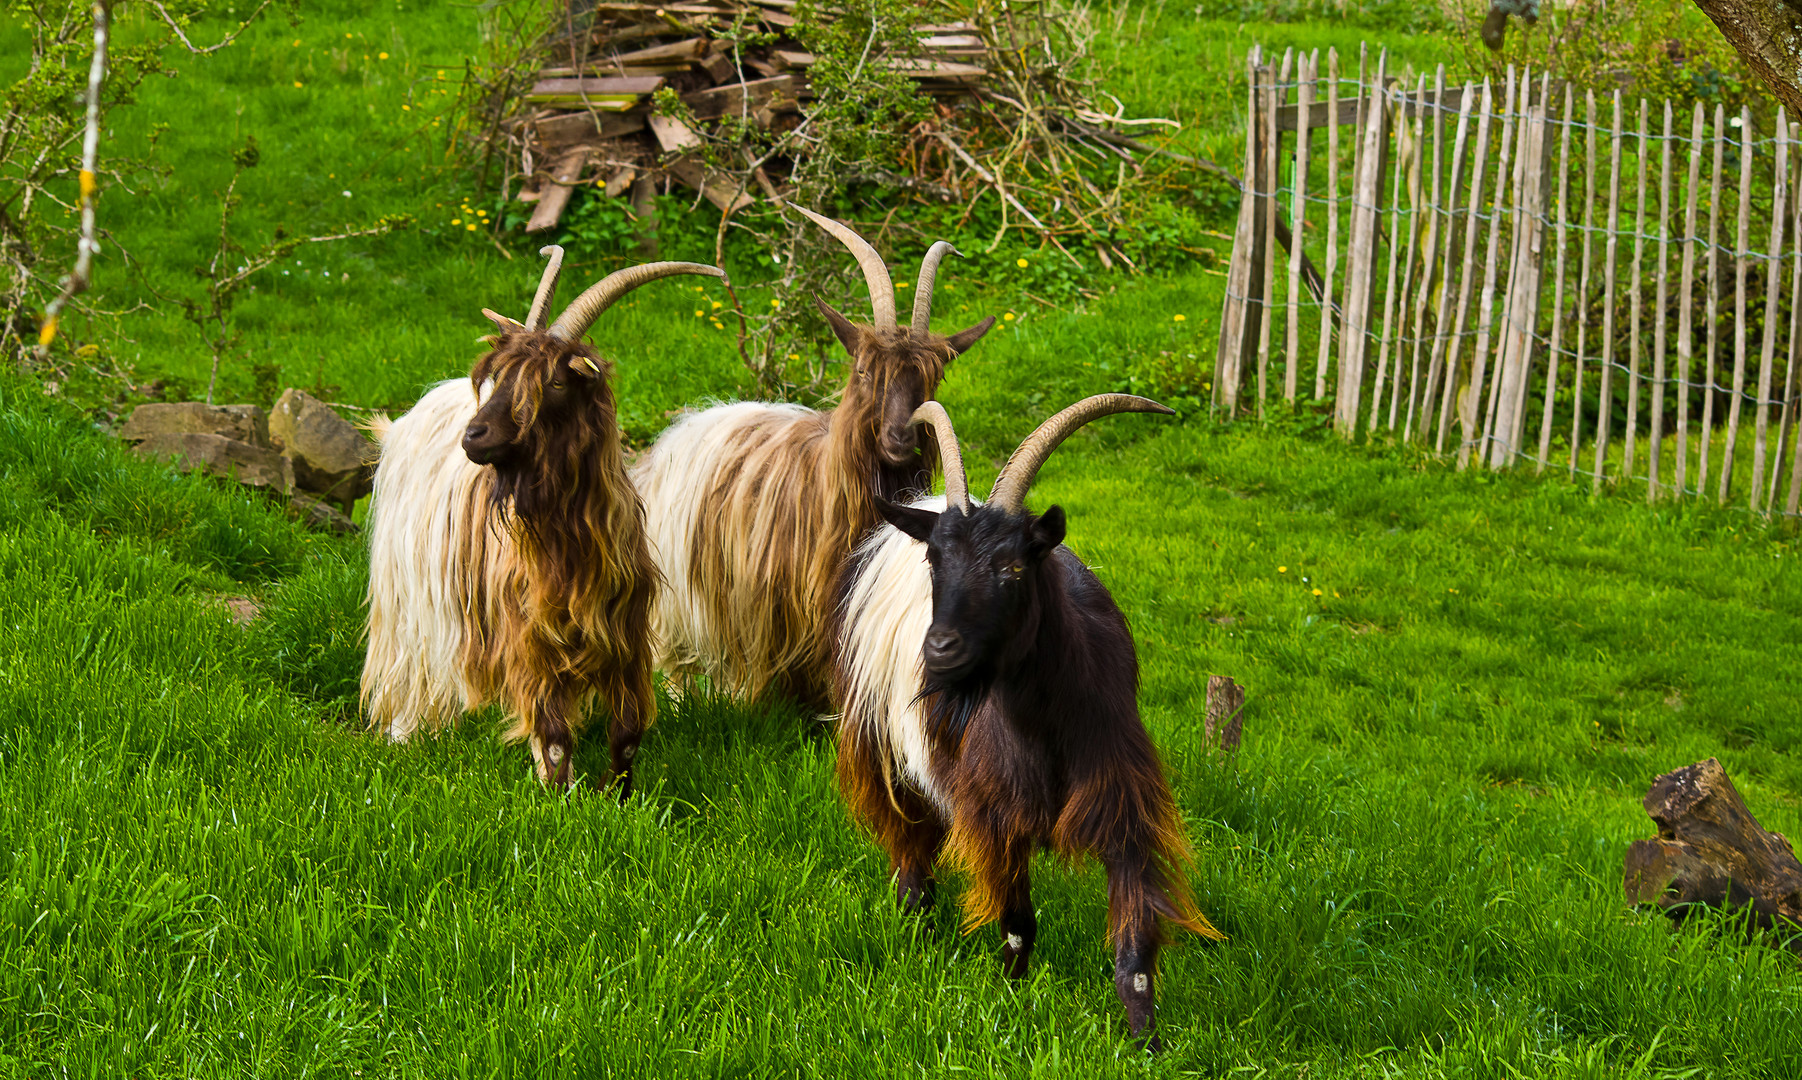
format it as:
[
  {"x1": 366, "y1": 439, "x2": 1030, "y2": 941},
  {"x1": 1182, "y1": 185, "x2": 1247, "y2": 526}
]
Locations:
[
  {"x1": 1004, "y1": 312, "x2": 1016, "y2": 322},
  {"x1": 344, "y1": 32, "x2": 353, "y2": 38},
  {"x1": 379, "y1": 51, "x2": 390, "y2": 60},
  {"x1": 710, "y1": 300, "x2": 722, "y2": 310},
  {"x1": 711, "y1": 320, "x2": 724, "y2": 329},
  {"x1": 694, "y1": 310, "x2": 704, "y2": 317},
  {"x1": 465, "y1": 223, "x2": 477, "y2": 232},
  {"x1": 896, "y1": 281, "x2": 909, "y2": 288},
  {"x1": 788, "y1": 353, "x2": 800, "y2": 360},
  {"x1": 451, "y1": 218, "x2": 461, "y2": 225},
  {"x1": 1312, "y1": 588, "x2": 1322, "y2": 597},
  {"x1": 1173, "y1": 314, "x2": 1187, "y2": 322},
  {"x1": 293, "y1": 81, "x2": 304, "y2": 88},
  {"x1": 477, "y1": 210, "x2": 489, "y2": 218},
  {"x1": 1016, "y1": 257, "x2": 1029, "y2": 268},
  {"x1": 1278, "y1": 566, "x2": 1288, "y2": 573},
  {"x1": 770, "y1": 298, "x2": 780, "y2": 308},
  {"x1": 694, "y1": 285, "x2": 704, "y2": 292},
  {"x1": 292, "y1": 39, "x2": 301, "y2": 47}
]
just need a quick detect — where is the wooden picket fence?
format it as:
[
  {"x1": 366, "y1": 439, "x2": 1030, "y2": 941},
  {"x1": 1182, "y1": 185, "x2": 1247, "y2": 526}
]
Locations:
[{"x1": 1216, "y1": 44, "x2": 1802, "y2": 517}]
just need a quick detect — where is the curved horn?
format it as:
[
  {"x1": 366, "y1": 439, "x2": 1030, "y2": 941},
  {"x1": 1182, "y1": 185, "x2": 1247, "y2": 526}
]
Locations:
[
  {"x1": 547, "y1": 261, "x2": 727, "y2": 342},
  {"x1": 790, "y1": 205, "x2": 896, "y2": 331},
  {"x1": 987, "y1": 394, "x2": 1175, "y2": 513},
  {"x1": 908, "y1": 401, "x2": 969, "y2": 513},
  {"x1": 523, "y1": 245, "x2": 566, "y2": 330},
  {"x1": 910, "y1": 241, "x2": 961, "y2": 336}
]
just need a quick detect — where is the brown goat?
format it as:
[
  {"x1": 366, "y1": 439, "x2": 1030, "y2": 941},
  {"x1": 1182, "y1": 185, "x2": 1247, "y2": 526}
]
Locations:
[
  {"x1": 631, "y1": 208, "x2": 994, "y2": 708},
  {"x1": 361, "y1": 249, "x2": 724, "y2": 790}
]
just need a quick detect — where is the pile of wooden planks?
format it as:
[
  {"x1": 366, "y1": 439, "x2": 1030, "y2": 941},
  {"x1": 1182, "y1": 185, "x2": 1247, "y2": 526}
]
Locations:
[{"x1": 511, "y1": 1, "x2": 992, "y2": 232}]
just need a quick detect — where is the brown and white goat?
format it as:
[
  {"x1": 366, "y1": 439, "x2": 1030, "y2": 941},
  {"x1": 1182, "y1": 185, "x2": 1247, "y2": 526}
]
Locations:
[
  {"x1": 630, "y1": 207, "x2": 994, "y2": 708},
  {"x1": 834, "y1": 397, "x2": 1222, "y2": 1048},
  {"x1": 361, "y1": 248, "x2": 725, "y2": 791}
]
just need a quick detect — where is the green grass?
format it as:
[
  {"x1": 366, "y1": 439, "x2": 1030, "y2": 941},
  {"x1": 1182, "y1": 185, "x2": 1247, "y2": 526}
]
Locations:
[{"x1": 5, "y1": 1, "x2": 1802, "y2": 1076}]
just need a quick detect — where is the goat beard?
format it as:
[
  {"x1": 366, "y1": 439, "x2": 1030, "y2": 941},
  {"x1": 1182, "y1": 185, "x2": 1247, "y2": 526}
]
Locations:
[{"x1": 918, "y1": 674, "x2": 989, "y2": 749}]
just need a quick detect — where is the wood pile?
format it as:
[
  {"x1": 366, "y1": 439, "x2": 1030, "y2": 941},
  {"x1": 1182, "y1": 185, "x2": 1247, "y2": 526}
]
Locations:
[{"x1": 511, "y1": 1, "x2": 994, "y2": 232}]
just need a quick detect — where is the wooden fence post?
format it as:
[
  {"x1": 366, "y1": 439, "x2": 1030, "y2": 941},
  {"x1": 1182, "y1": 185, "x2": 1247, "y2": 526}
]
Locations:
[
  {"x1": 1537, "y1": 83, "x2": 1575, "y2": 471},
  {"x1": 1336, "y1": 50, "x2": 1389, "y2": 437},
  {"x1": 1216, "y1": 48, "x2": 1268, "y2": 418},
  {"x1": 1675, "y1": 102, "x2": 1705, "y2": 498},
  {"x1": 1461, "y1": 68, "x2": 1517, "y2": 469},
  {"x1": 1752, "y1": 107, "x2": 1789, "y2": 511},
  {"x1": 1286, "y1": 52, "x2": 1313, "y2": 405},
  {"x1": 1648, "y1": 99, "x2": 1675, "y2": 501},
  {"x1": 1491, "y1": 87, "x2": 1552, "y2": 468}
]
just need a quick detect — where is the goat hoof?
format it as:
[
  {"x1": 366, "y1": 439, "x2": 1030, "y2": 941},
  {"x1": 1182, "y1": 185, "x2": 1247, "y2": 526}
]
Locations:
[{"x1": 1137, "y1": 1032, "x2": 1162, "y2": 1054}]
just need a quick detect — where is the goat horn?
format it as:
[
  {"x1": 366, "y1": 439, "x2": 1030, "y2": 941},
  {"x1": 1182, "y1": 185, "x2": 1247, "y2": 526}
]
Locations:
[
  {"x1": 987, "y1": 394, "x2": 1175, "y2": 514},
  {"x1": 790, "y1": 205, "x2": 896, "y2": 332},
  {"x1": 547, "y1": 261, "x2": 728, "y2": 342},
  {"x1": 907, "y1": 401, "x2": 969, "y2": 513},
  {"x1": 910, "y1": 241, "x2": 961, "y2": 336},
  {"x1": 523, "y1": 245, "x2": 565, "y2": 330}
]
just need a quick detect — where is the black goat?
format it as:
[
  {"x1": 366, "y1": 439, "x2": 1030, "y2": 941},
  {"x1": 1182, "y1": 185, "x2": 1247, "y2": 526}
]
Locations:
[{"x1": 832, "y1": 396, "x2": 1223, "y2": 1048}]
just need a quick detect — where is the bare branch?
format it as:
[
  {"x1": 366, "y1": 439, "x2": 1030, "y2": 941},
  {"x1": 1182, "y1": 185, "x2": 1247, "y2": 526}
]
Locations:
[
  {"x1": 147, "y1": 0, "x2": 275, "y2": 56},
  {"x1": 37, "y1": 0, "x2": 109, "y2": 354}
]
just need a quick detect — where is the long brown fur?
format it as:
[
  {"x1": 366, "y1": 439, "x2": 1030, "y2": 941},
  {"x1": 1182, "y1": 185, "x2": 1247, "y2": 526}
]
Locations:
[
  {"x1": 468, "y1": 332, "x2": 657, "y2": 775},
  {"x1": 676, "y1": 330, "x2": 950, "y2": 706}
]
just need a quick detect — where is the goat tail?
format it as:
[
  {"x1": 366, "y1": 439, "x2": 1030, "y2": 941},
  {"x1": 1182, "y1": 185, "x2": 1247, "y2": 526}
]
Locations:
[{"x1": 360, "y1": 412, "x2": 393, "y2": 448}]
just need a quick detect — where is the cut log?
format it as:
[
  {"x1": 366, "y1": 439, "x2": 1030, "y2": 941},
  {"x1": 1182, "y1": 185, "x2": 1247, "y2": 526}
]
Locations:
[
  {"x1": 699, "y1": 47, "x2": 737, "y2": 84},
  {"x1": 526, "y1": 146, "x2": 594, "y2": 233},
  {"x1": 526, "y1": 75, "x2": 664, "y2": 95},
  {"x1": 535, "y1": 108, "x2": 648, "y2": 147},
  {"x1": 1203, "y1": 675, "x2": 1244, "y2": 753},
  {"x1": 1623, "y1": 758, "x2": 1802, "y2": 947},
  {"x1": 681, "y1": 74, "x2": 800, "y2": 121},
  {"x1": 665, "y1": 157, "x2": 755, "y2": 213},
  {"x1": 771, "y1": 49, "x2": 815, "y2": 70},
  {"x1": 605, "y1": 36, "x2": 710, "y2": 64},
  {"x1": 603, "y1": 165, "x2": 637, "y2": 198},
  {"x1": 648, "y1": 114, "x2": 702, "y2": 152}
]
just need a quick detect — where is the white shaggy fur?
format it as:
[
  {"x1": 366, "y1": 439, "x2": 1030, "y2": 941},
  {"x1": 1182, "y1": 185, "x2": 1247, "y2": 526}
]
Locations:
[
  {"x1": 630, "y1": 399, "x2": 816, "y2": 689},
  {"x1": 834, "y1": 495, "x2": 946, "y2": 809},
  {"x1": 361, "y1": 378, "x2": 498, "y2": 740}
]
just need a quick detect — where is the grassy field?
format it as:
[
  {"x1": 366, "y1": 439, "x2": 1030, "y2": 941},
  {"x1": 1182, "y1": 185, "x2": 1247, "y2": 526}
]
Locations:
[{"x1": 4, "y1": 1, "x2": 1802, "y2": 1077}]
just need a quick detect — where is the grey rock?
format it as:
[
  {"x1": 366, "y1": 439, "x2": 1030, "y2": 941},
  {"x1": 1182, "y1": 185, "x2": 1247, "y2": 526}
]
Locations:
[
  {"x1": 121, "y1": 402, "x2": 270, "y2": 448},
  {"x1": 289, "y1": 491, "x2": 359, "y2": 535},
  {"x1": 269, "y1": 388, "x2": 375, "y2": 506},
  {"x1": 132, "y1": 432, "x2": 294, "y2": 491}
]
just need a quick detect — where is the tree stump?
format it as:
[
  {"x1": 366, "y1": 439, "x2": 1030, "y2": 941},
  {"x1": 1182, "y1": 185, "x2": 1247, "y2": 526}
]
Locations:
[
  {"x1": 1203, "y1": 675, "x2": 1244, "y2": 754},
  {"x1": 1622, "y1": 758, "x2": 1802, "y2": 949}
]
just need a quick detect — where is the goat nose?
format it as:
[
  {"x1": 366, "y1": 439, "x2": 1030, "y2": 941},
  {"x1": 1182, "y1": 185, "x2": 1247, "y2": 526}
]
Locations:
[
  {"x1": 463, "y1": 422, "x2": 488, "y2": 442},
  {"x1": 925, "y1": 629, "x2": 962, "y2": 657}
]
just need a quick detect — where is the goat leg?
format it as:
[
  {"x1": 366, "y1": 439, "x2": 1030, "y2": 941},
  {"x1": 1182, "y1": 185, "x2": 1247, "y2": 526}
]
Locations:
[
  {"x1": 605, "y1": 672, "x2": 653, "y2": 803},
  {"x1": 996, "y1": 856, "x2": 1037, "y2": 980},
  {"x1": 1111, "y1": 914, "x2": 1161, "y2": 1052},
  {"x1": 528, "y1": 700, "x2": 576, "y2": 789}
]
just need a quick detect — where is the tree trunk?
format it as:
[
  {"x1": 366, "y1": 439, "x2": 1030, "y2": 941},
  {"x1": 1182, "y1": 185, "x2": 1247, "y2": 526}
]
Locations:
[
  {"x1": 1688, "y1": 0, "x2": 1802, "y2": 118},
  {"x1": 1622, "y1": 757, "x2": 1802, "y2": 949}
]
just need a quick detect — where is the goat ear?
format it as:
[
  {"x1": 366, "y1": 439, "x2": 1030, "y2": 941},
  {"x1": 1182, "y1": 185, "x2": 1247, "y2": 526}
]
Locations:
[
  {"x1": 943, "y1": 315, "x2": 996, "y2": 356},
  {"x1": 1028, "y1": 505, "x2": 1066, "y2": 559},
  {"x1": 813, "y1": 294, "x2": 862, "y2": 354},
  {"x1": 482, "y1": 308, "x2": 527, "y2": 335},
  {"x1": 876, "y1": 495, "x2": 939, "y2": 543}
]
